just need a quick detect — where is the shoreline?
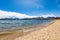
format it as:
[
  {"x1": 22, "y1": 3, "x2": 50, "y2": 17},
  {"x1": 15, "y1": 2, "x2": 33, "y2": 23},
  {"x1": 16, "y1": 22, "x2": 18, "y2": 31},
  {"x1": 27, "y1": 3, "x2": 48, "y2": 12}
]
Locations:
[
  {"x1": 15, "y1": 19, "x2": 60, "y2": 40},
  {"x1": 0, "y1": 19, "x2": 55, "y2": 40},
  {"x1": 0, "y1": 20, "x2": 54, "y2": 34}
]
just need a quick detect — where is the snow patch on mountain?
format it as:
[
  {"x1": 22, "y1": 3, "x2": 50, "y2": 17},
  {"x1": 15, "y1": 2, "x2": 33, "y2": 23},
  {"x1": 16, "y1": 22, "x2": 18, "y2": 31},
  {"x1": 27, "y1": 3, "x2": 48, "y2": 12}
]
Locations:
[{"x1": 41, "y1": 14, "x2": 56, "y2": 18}]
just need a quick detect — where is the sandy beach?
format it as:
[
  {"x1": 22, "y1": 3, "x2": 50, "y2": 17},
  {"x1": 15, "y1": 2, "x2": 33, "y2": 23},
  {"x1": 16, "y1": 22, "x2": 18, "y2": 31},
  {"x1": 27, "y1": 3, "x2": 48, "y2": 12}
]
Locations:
[
  {"x1": 15, "y1": 19, "x2": 60, "y2": 40},
  {"x1": 0, "y1": 19, "x2": 60, "y2": 40}
]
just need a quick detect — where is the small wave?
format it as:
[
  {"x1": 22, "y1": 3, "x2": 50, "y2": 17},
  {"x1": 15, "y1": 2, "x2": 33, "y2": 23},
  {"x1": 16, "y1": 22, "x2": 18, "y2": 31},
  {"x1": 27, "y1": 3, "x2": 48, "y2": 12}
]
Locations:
[{"x1": 0, "y1": 19, "x2": 53, "y2": 32}]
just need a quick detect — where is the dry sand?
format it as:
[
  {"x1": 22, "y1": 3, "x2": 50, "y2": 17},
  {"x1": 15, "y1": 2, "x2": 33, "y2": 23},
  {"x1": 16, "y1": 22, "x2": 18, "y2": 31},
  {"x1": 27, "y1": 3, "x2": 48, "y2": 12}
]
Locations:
[
  {"x1": 0, "y1": 19, "x2": 60, "y2": 40},
  {"x1": 15, "y1": 19, "x2": 60, "y2": 40}
]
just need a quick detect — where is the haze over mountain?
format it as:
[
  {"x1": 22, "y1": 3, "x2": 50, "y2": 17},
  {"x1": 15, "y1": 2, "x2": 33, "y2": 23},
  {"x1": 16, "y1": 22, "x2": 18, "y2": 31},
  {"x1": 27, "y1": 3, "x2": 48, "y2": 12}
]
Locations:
[{"x1": 0, "y1": 10, "x2": 56, "y2": 19}]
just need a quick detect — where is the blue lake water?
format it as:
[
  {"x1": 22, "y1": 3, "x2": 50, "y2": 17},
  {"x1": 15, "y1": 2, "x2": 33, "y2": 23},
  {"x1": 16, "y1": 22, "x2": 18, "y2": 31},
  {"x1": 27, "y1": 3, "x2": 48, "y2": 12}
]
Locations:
[{"x1": 0, "y1": 20, "x2": 53, "y2": 31}]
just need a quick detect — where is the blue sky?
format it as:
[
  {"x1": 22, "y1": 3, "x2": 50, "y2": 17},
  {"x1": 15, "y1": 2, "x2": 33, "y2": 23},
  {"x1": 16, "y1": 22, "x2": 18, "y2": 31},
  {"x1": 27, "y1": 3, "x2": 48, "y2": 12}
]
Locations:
[{"x1": 0, "y1": 0, "x2": 60, "y2": 16}]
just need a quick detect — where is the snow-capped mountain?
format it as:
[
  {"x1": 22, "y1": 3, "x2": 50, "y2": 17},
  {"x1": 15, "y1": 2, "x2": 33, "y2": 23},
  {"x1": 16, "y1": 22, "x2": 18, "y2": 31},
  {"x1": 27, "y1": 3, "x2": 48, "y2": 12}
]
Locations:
[{"x1": 40, "y1": 14, "x2": 56, "y2": 18}]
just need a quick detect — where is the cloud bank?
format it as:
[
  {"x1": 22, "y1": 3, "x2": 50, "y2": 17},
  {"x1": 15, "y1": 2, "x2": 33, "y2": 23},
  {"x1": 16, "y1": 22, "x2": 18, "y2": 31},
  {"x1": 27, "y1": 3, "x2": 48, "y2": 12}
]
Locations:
[
  {"x1": 0, "y1": 10, "x2": 56, "y2": 19},
  {"x1": 0, "y1": 10, "x2": 37, "y2": 19}
]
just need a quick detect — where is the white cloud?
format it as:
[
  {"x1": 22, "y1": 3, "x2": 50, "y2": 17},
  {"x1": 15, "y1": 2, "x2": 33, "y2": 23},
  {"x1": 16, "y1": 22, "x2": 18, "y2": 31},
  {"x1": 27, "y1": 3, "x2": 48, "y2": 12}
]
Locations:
[
  {"x1": 0, "y1": 10, "x2": 56, "y2": 19},
  {"x1": 0, "y1": 10, "x2": 37, "y2": 19},
  {"x1": 41, "y1": 14, "x2": 56, "y2": 18}
]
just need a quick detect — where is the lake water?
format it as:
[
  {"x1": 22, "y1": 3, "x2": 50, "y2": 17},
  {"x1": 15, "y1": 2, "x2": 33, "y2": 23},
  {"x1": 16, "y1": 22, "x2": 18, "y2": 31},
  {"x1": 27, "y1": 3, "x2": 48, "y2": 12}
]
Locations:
[{"x1": 0, "y1": 20, "x2": 53, "y2": 31}]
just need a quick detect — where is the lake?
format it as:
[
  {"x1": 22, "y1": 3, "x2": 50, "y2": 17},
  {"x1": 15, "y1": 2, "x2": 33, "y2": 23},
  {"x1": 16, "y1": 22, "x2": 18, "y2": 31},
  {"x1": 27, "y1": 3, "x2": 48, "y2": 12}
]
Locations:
[{"x1": 0, "y1": 20, "x2": 53, "y2": 31}]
